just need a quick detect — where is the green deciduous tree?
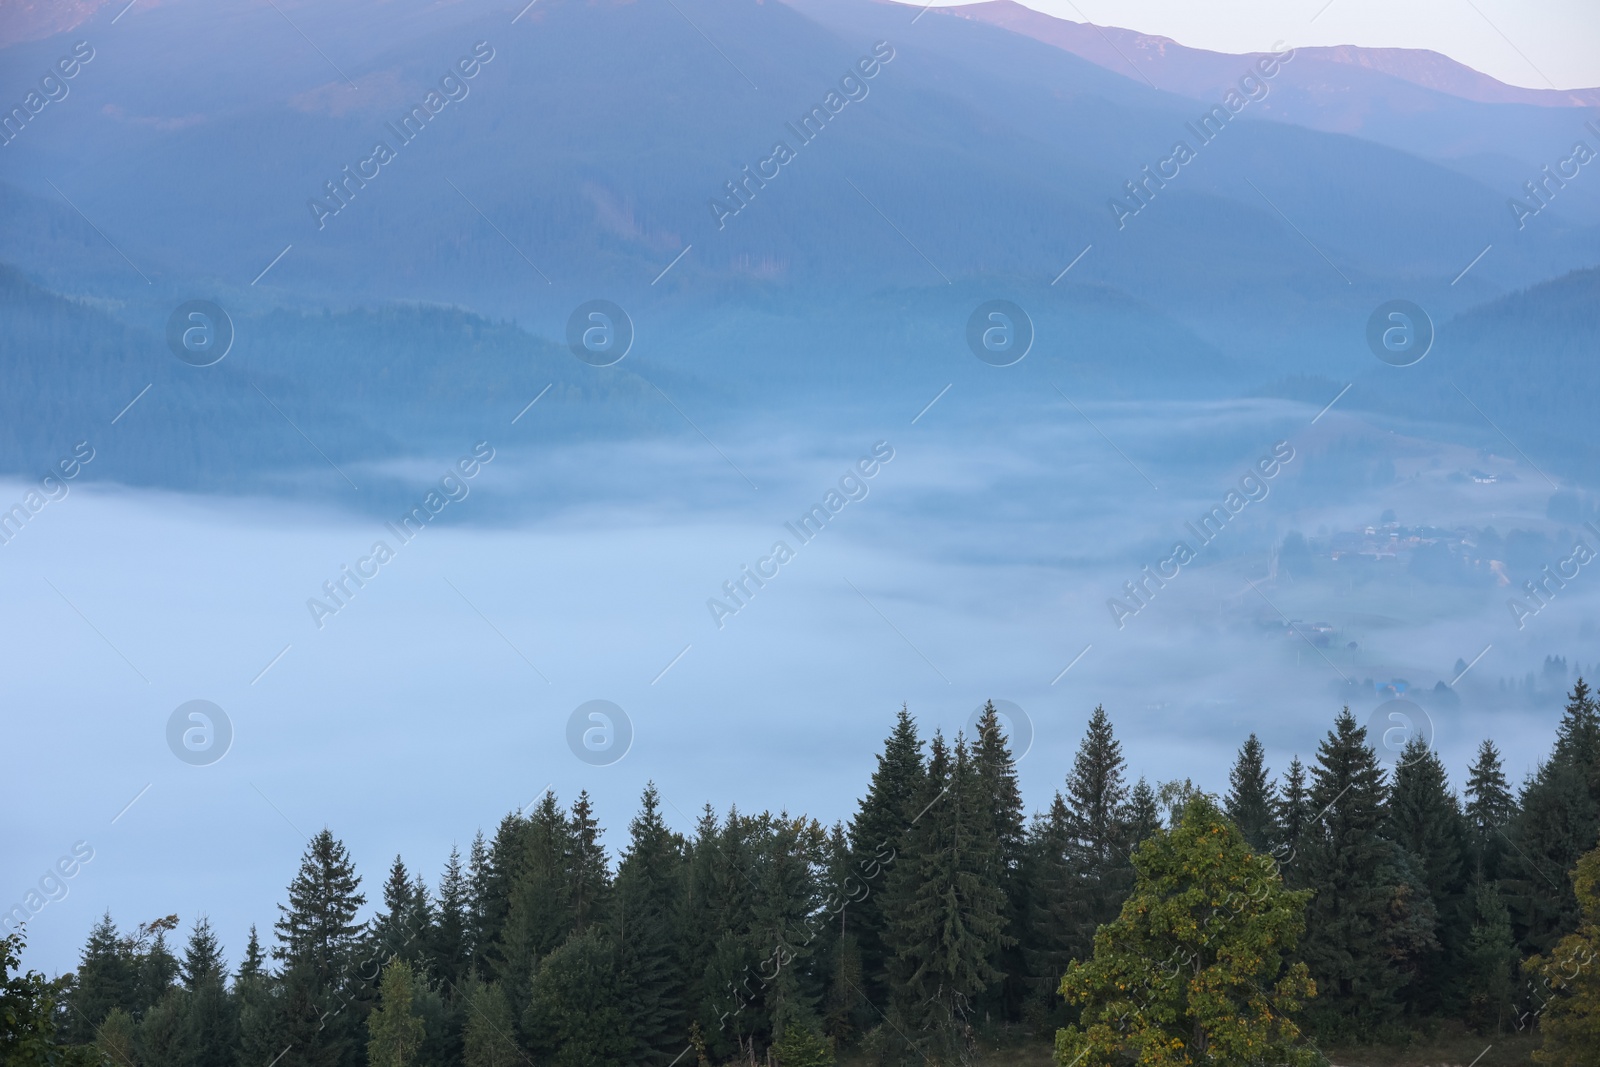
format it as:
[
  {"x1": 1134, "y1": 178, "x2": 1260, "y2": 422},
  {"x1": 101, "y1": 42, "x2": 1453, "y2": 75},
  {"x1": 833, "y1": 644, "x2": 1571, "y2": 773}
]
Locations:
[
  {"x1": 366, "y1": 960, "x2": 425, "y2": 1067},
  {"x1": 1054, "y1": 794, "x2": 1318, "y2": 1067}
]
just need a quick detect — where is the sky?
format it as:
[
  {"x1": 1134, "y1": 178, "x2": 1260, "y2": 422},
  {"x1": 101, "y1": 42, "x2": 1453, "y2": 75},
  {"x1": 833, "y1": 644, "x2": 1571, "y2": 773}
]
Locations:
[{"x1": 946, "y1": 0, "x2": 1600, "y2": 90}]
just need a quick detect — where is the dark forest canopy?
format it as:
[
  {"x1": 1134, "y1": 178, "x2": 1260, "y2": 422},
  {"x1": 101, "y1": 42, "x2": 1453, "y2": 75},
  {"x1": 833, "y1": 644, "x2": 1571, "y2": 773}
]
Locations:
[{"x1": 9, "y1": 692, "x2": 1600, "y2": 1066}]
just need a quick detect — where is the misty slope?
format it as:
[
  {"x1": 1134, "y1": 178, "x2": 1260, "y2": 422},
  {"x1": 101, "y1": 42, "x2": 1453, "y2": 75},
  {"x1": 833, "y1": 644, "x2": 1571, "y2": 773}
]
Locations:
[
  {"x1": 0, "y1": 265, "x2": 671, "y2": 494},
  {"x1": 1339, "y1": 266, "x2": 1600, "y2": 481}
]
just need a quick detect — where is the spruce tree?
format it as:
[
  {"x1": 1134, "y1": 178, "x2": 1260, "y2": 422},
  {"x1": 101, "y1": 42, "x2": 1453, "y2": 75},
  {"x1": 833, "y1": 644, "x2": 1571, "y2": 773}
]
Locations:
[
  {"x1": 1124, "y1": 778, "x2": 1161, "y2": 849},
  {"x1": 433, "y1": 845, "x2": 473, "y2": 990},
  {"x1": 1298, "y1": 709, "x2": 1404, "y2": 1038},
  {"x1": 1505, "y1": 683, "x2": 1600, "y2": 954},
  {"x1": 272, "y1": 828, "x2": 368, "y2": 1067},
  {"x1": 972, "y1": 700, "x2": 1028, "y2": 1020},
  {"x1": 67, "y1": 912, "x2": 135, "y2": 1042},
  {"x1": 568, "y1": 791, "x2": 610, "y2": 935},
  {"x1": 368, "y1": 857, "x2": 432, "y2": 971},
  {"x1": 1460, "y1": 878, "x2": 1517, "y2": 1035},
  {"x1": 1225, "y1": 733, "x2": 1278, "y2": 850},
  {"x1": 473, "y1": 815, "x2": 527, "y2": 981},
  {"x1": 1023, "y1": 794, "x2": 1076, "y2": 1016},
  {"x1": 884, "y1": 733, "x2": 1010, "y2": 1064},
  {"x1": 609, "y1": 783, "x2": 686, "y2": 1064},
  {"x1": 501, "y1": 791, "x2": 575, "y2": 1000},
  {"x1": 1063, "y1": 705, "x2": 1132, "y2": 956},
  {"x1": 1275, "y1": 757, "x2": 1311, "y2": 878},
  {"x1": 1465, "y1": 739, "x2": 1516, "y2": 881},
  {"x1": 1386, "y1": 736, "x2": 1468, "y2": 1016},
  {"x1": 177, "y1": 917, "x2": 236, "y2": 1067},
  {"x1": 845, "y1": 705, "x2": 926, "y2": 1010}
]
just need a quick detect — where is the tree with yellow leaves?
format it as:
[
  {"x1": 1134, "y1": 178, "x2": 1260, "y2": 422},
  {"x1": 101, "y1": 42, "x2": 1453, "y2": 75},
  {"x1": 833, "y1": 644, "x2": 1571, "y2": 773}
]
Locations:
[
  {"x1": 1054, "y1": 794, "x2": 1320, "y2": 1067},
  {"x1": 1525, "y1": 842, "x2": 1600, "y2": 1066}
]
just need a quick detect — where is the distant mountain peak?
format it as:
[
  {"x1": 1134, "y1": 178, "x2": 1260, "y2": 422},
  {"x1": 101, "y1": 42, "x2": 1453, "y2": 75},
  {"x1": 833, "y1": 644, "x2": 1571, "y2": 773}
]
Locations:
[{"x1": 939, "y1": 0, "x2": 1600, "y2": 108}]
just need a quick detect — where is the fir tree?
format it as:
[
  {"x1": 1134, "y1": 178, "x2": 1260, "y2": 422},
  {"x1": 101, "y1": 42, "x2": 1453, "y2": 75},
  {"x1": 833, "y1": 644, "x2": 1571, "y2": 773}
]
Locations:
[
  {"x1": 1124, "y1": 778, "x2": 1161, "y2": 849},
  {"x1": 1298, "y1": 709, "x2": 1404, "y2": 1038},
  {"x1": 177, "y1": 917, "x2": 236, "y2": 1067},
  {"x1": 1460, "y1": 878, "x2": 1517, "y2": 1035},
  {"x1": 1225, "y1": 733, "x2": 1278, "y2": 850},
  {"x1": 1386, "y1": 736, "x2": 1468, "y2": 1016},
  {"x1": 433, "y1": 845, "x2": 473, "y2": 990},
  {"x1": 568, "y1": 791, "x2": 610, "y2": 935},
  {"x1": 501, "y1": 791, "x2": 575, "y2": 1000},
  {"x1": 1023, "y1": 794, "x2": 1076, "y2": 1015},
  {"x1": 368, "y1": 856, "x2": 432, "y2": 971},
  {"x1": 1275, "y1": 756, "x2": 1311, "y2": 878},
  {"x1": 66, "y1": 912, "x2": 134, "y2": 1042},
  {"x1": 846, "y1": 705, "x2": 926, "y2": 1011},
  {"x1": 1465, "y1": 739, "x2": 1516, "y2": 881},
  {"x1": 609, "y1": 783, "x2": 686, "y2": 1064},
  {"x1": 272, "y1": 828, "x2": 368, "y2": 1067},
  {"x1": 1063, "y1": 706, "x2": 1132, "y2": 956},
  {"x1": 972, "y1": 699, "x2": 1028, "y2": 1020},
  {"x1": 884, "y1": 733, "x2": 1011, "y2": 1064}
]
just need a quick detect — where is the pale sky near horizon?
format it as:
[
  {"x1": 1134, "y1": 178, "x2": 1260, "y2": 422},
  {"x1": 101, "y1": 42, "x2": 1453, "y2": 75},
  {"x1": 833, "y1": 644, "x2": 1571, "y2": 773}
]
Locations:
[{"x1": 926, "y1": 0, "x2": 1600, "y2": 90}]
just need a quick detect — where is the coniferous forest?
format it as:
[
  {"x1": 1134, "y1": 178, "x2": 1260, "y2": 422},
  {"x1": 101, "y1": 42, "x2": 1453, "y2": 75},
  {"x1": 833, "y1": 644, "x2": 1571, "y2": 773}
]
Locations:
[{"x1": 8, "y1": 693, "x2": 1600, "y2": 1067}]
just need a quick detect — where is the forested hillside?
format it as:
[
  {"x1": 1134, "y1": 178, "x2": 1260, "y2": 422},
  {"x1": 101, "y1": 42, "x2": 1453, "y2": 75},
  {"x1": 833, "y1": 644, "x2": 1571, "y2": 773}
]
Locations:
[{"x1": 7, "y1": 694, "x2": 1600, "y2": 1065}]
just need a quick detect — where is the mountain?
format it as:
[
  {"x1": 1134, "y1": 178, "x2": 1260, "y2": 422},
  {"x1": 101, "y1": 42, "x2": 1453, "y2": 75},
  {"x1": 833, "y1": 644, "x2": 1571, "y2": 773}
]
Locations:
[{"x1": 937, "y1": 0, "x2": 1600, "y2": 222}]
